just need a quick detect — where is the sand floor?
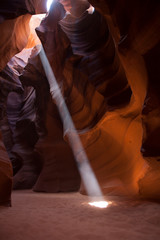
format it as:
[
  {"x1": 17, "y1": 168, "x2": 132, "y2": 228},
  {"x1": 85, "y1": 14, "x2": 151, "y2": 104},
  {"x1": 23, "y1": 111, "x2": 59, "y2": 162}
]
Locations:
[{"x1": 0, "y1": 190, "x2": 160, "y2": 240}]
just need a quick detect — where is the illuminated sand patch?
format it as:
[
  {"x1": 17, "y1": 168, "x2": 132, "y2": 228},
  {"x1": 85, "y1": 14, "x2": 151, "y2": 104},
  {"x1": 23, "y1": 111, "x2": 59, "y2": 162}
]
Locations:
[{"x1": 88, "y1": 201, "x2": 109, "y2": 208}]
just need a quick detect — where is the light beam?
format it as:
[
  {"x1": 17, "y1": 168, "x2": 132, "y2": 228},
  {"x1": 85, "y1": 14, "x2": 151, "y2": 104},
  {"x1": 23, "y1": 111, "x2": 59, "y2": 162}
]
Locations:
[
  {"x1": 47, "y1": 0, "x2": 54, "y2": 12},
  {"x1": 38, "y1": 45, "x2": 108, "y2": 207}
]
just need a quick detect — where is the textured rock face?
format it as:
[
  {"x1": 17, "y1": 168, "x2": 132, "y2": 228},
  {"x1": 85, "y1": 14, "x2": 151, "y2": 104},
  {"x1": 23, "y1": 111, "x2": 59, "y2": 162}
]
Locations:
[
  {"x1": 0, "y1": 0, "x2": 160, "y2": 203},
  {"x1": 0, "y1": 57, "x2": 25, "y2": 205},
  {"x1": 0, "y1": 0, "x2": 47, "y2": 71},
  {"x1": 0, "y1": 14, "x2": 32, "y2": 71},
  {"x1": 88, "y1": 0, "x2": 160, "y2": 199},
  {"x1": 19, "y1": 1, "x2": 140, "y2": 196},
  {"x1": 0, "y1": 1, "x2": 47, "y2": 205},
  {"x1": 0, "y1": 132, "x2": 12, "y2": 206}
]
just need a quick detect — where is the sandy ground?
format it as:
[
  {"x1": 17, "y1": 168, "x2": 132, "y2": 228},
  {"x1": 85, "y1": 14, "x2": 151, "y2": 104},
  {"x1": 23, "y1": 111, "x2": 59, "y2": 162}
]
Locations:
[{"x1": 0, "y1": 190, "x2": 160, "y2": 240}]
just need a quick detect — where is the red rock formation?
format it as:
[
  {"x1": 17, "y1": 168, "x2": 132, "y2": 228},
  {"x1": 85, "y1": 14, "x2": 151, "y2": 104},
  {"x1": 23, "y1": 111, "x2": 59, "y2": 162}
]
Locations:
[
  {"x1": 20, "y1": 1, "x2": 139, "y2": 196},
  {"x1": 0, "y1": 14, "x2": 31, "y2": 71},
  {"x1": 0, "y1": 0, "x2": 46, "y2": 71},
  {"x1": 0, "y1": 132, "x2": 12, "y2": 206},
  {"x1": 0, "y1": 59, "x2": 24, "y2": 205},
  {"x1": 0, "y1": 0, "x2": 160, "y2": 203},
  {"x1": 88, "y1": 0, "x2": 160, "y2": 199}
]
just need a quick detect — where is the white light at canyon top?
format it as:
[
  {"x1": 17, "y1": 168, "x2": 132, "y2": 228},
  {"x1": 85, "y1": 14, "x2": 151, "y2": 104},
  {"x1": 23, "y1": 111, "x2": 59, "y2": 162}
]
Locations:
[
  {"x1": 87, "y1": 5, "x2": 95, "y2": 14},
  {"x1": 46, "y1": 0, "x2": 95, "y2": 14},
  {"x1": 47, "y1": 0, "x2": 54, "y2": 11}
]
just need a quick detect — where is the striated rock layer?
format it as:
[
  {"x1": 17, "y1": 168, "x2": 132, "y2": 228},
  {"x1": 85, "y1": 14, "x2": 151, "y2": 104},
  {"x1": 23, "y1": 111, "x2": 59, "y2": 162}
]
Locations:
[
  {"x1": 0, "y1": 0, "x2": 160, "y2": 203},
  {"x1": 88, "y1": 0, "x2": 160, "y2": 199},
  {"x1": 0, "y1": 0, "x2": 46, "y2": 71},
  {"x1": 0, "y1": 132, "x2": 12, "y2": 206},
  {"x1": 20, "y1": 1, "x2": 140, "y2": 196},
  {"x1": 0, "y1": 0, "x2": 46, "y2": 205}
]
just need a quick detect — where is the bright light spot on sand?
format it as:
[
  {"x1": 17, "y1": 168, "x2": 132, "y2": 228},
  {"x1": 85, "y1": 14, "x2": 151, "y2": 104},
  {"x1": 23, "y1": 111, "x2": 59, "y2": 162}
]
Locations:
[
  {"x1": 89, "y1": 201, "x2": 109, "y2": 208},
  {"x1": 47, "y1": 0, "x2": 54, "y2": 11}
]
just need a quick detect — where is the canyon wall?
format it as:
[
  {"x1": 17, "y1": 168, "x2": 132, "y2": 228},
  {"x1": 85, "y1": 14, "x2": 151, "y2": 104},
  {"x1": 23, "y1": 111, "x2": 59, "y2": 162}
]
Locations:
[{"x1": 0, "y1": 0, "x2": 160, "y2": 205}]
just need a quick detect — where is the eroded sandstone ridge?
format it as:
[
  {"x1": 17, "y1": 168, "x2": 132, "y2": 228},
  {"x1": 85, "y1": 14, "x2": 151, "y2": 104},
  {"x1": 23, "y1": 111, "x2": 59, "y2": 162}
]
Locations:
[{"x1": 0, "y1": 0, "x2": 160, "y2": 205}]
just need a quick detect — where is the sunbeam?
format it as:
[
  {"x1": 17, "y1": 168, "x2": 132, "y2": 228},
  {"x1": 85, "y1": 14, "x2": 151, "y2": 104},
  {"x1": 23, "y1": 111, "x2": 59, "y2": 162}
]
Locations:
[
  {"x1": 38, "y1": 45, "x2": 109, "y2": 207},
  {"x1": 47, "y1": 0, "x2": 54, "y2": 11}
]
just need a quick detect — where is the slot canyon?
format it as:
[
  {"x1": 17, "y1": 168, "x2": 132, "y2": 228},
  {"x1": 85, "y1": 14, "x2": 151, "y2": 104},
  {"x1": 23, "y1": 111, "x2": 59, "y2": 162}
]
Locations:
[{"x1": 0, "y1": 1, "x2": 160, "y2": 239}]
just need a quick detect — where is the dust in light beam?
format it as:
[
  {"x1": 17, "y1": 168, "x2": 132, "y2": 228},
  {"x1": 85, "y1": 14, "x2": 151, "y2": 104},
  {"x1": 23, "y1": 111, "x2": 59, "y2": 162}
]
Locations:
[
  {"x1": 47, "y1": 0, "x2": 54, "y2": 11},
  {"x1": 38, "y1": 4, "x2": 109, "y2": 207}
]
